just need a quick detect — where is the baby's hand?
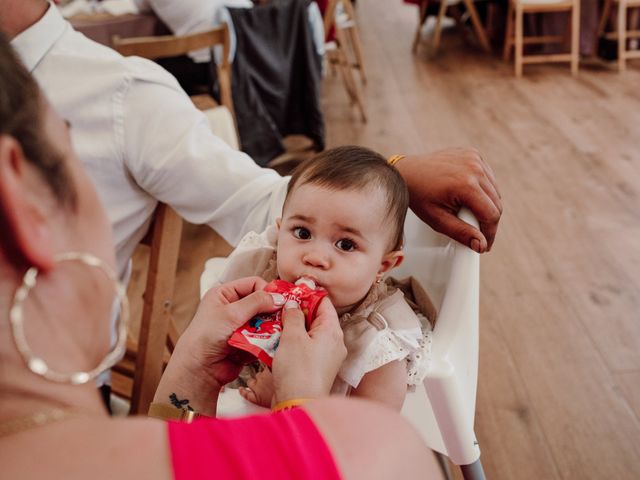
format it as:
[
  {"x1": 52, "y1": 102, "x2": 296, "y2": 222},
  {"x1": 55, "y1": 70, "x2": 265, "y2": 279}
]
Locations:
[{"x1": 239, "y1": 368, "x2": 275, "y2": 408}]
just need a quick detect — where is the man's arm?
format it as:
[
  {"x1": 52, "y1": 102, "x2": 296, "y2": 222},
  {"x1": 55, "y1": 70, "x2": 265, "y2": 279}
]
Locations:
[
  {"x1": 121, "y1": 61, "x2": 500, "y2": 250},
  {"x1": 121, "y1": 59, "x2": 288, "y2": 246}
]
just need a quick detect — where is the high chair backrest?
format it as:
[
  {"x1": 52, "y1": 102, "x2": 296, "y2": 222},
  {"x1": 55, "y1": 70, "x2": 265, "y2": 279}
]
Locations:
[{"x1": 396, "y1": 208, "x2": 484, "y2": 477}]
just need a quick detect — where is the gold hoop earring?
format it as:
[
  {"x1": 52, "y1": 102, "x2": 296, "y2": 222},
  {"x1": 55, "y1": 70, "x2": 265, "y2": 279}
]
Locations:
[{"x1": 9, "y1": 252, "x2": 129, "y2": 385}]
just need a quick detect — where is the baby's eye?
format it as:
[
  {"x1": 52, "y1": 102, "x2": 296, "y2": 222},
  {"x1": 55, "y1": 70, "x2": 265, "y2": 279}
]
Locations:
[
  {"x1": 293, "y1": 227, "x2": 311, "y2": 240},
  {"x1": 335, "y1": 238, "x2": 356, "y2": 252}
]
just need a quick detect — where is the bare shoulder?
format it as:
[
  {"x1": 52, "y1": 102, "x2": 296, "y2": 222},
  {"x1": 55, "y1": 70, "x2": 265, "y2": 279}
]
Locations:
[{"x1": 0, "y1": 416, "x2": 172, "y2": 480}]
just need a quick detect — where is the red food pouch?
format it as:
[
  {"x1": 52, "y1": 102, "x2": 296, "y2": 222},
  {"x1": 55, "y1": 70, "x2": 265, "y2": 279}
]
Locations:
[{"x1": 227, "y1": 278, "x2": 327, "y2": 367}]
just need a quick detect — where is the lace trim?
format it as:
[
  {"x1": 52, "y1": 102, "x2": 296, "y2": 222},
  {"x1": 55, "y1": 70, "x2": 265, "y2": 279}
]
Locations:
[
  {"x1": 339, "y1": 320, "x2": 432, "y2": 388},
  {"x1": 407, "y1": 313, "x2": 433, "y2": 386}
]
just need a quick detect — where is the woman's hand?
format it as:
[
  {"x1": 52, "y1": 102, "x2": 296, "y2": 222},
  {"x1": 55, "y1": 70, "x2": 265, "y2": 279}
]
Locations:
[
  {"x1": 272, "y1": 298, "x2": 346, "y2": 403},
  {"x1": 396, "y1": 149, "x2": 502, "y2": 253},
  {"x1": 155, "y1": 277, "x2": 285, "y2": 416}
]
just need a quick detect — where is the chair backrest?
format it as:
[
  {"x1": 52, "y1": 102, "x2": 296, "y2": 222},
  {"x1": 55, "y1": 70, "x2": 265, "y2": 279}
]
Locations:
[
  {"x1": 397, "y1": 208, "x2": 482, "y2": 467},
  {"x1": 112, "y1": 25, "x2": 235, "y2": 119},
  {"x1": 112, "y1": 93, "x2": 239, "y2": 414},
  {"x1": 128, "y1": 203, "x2": 183, "y2": 414}
]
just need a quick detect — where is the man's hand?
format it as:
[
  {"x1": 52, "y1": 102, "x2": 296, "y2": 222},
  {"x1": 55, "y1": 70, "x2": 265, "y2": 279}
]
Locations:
[{"x1": 396, "y1": 149, "x2": 502, "y2": 252}]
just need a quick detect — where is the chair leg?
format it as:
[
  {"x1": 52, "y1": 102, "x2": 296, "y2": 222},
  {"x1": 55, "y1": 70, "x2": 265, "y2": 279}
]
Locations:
[
  {"x1": 342, "y1": 0, "x2": 366, "y2": 84},
  {"x1": 431, "y1": 0, "x2": 450, "y2": 55},
  {"x1": 461, "y1": 0, "x2": 492, "y2": 52},
  {"x1": 460, "y1": 459, "x2": 487, "y2": 480},
  {"x1": 332, "y1": 50, "x2": 356, "y2": 103},
  {"x1": 503, "y1": 0, "x2": 514, "y2": 60},
  {"x1": 450, "y1": 5, "x2": 468, "y2": 37},
  {"x1": 413, "y1": 1, "x2": 429, "y2": 53},
  {"x1": 594, "y1": 0, "x2": 613, "y2": 55},
  {"x1": 435, "y1": 452, "x2": 454, "y2": 480},
  {"x1": 515, "y1": 4, "x2": 524, "y2": 76},
  {"x1": 618, "y1": 0, "x2": 627, "y2": 72},
  {"x1": 334, "y1": 32, "x2": 367, "y2": 122},
  {"x1": 571, "y1": 0, "x2": 580, "y2": 74}
]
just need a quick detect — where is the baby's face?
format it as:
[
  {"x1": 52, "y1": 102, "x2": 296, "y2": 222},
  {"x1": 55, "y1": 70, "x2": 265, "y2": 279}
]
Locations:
[{"x1": 276, "y1": 183, "x2": 399, "y2": 315}]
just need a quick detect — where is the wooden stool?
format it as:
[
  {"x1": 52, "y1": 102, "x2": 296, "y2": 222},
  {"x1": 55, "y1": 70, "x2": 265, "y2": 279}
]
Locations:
[
  {"x1": 595, "y1": 0, "x2": 640, "y2": 71},
  {"x1": 503, "y1": 0, "x2": 580, "y2": 77}
]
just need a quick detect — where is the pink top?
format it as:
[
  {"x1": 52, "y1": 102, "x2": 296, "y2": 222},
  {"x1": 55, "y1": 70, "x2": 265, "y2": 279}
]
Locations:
[{"x1": 167, "y1": 408, "x2": 342, "y2": 480}]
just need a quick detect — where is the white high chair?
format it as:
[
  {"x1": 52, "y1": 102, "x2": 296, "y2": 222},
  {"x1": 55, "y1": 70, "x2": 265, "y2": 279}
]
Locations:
[
  {"x1": 397, "y1": 208, "x2": 485, "y2": 480},
  {"x1": 200, "y1": 208, "x2": 484, "y2": 480}
]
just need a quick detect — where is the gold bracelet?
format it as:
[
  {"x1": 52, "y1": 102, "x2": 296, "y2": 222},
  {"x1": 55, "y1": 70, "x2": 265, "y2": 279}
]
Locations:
[
  {"x1": 148, "y1": 402, "x2": 204, "y2": 423},
  {"x1": 387, "y1": 154, "x2": 406, "y2": 167},
  {"x1": 272, "y1": 398, "x2": 309, "y2": 412}
]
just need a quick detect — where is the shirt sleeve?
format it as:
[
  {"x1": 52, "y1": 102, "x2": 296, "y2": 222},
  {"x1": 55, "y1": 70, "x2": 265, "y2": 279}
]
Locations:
[
  {"x1": 120, "y1": 58, "x2": 288, "y2": 246},
  {"x1": 167, "y1": 408, "x2": 342, "y2": 480}
]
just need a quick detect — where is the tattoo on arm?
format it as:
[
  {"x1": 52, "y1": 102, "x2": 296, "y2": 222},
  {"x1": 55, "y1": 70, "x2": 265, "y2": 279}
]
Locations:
[{"x1": 169, "y1": 393, "x2": 194, "y2": 411}]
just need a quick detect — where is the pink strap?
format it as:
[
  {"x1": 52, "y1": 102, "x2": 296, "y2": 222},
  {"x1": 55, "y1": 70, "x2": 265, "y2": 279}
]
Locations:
[{"x1": 168, "y1": 408, "x2": 341, "y2": 480}]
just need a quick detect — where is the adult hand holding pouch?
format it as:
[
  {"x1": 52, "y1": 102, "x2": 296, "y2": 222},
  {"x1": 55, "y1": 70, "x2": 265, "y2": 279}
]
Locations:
[{"x1": 228, "y1": 278, "x2": 327, "y2": 367}]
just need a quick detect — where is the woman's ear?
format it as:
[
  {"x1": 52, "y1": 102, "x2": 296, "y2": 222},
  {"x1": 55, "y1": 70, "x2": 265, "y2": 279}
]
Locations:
[
  {"x1": 378, "y1": 250, "x2": 404, "y2": 277},
  {"x1": 0, "y1": 136, "x2": 55, "y2": 271}
]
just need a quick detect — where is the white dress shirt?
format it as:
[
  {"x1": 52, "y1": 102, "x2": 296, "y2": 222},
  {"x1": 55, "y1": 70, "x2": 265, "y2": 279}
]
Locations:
[{"x1": 11, "y1": 4, "x2": 289, "y2": 282}]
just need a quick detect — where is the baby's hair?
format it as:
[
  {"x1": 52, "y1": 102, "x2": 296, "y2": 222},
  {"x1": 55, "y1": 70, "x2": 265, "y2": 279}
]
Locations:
[{"x1": 285, "y1": 145, "x2": 409, "y2": 251}]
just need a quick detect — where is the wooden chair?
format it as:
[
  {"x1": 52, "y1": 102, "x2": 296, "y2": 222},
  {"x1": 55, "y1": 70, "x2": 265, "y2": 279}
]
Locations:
[
  {"x1": 412, "y1": 0, "x2": 491, "y2": 56},
  {"x1": 324, "y1": 0, "x2": 367, "y2": 122},
  {"x1": 110, "y1": 27, "x2": 237, "y2": 414},
  {"x1": 111, "y1": 203, "x2": 183, "y2": 415},
  {"x1": 112, "y1": 24, "x2": 235, "y2": 119},
  {"x1": 109, "y1": 87, "x2": 241, "y2": 414},
  {"x1": 595, "y1": 0, "x2": 640, "y2": 71},
  {"x1": 503, "y1": 0, "x2": 580, "y2": 77},
  {"x1": 334, "y1": 0, "x2": 367, "y2": 84}
]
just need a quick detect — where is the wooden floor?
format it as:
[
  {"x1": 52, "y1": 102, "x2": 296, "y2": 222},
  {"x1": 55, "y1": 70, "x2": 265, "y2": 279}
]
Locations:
[
  {"x1": 324, "y1": 2, "x2": 640, "y2": 479},
  {"x1": 137, "y1": 2, "x2": 640, "y2": 478}
]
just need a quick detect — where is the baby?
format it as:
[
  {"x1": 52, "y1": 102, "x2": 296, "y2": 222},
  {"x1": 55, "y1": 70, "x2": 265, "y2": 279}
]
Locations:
[{"x1": 218, "y1": 145, "x2": 431, "y2": 410}]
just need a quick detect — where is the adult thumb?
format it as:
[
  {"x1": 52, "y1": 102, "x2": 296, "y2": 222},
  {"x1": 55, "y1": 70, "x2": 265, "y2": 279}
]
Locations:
[{"x1": 281, "y1": 300, "x2": 306, "y2": 336}]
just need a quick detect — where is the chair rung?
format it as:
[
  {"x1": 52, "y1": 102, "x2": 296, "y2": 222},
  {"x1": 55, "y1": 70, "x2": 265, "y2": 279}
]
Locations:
[
  {"x1": 604, "y1": 31, "x2": 640, "y2": 40},
  {"x1": 523, "y1": 35, "x2": 565, "y2": 44},
  {"x1": 522, "y1": 53, "x2": 573, "y2": 63},
  {"x1": 522, "y1": 3, "x2": 573, "y2": 13},
  {"x1": 623, "y1": 50, "x2": 640, "y2": 58},
  {"x1": 111, "y1": 371, "x2": 133, "y2": 400}
]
